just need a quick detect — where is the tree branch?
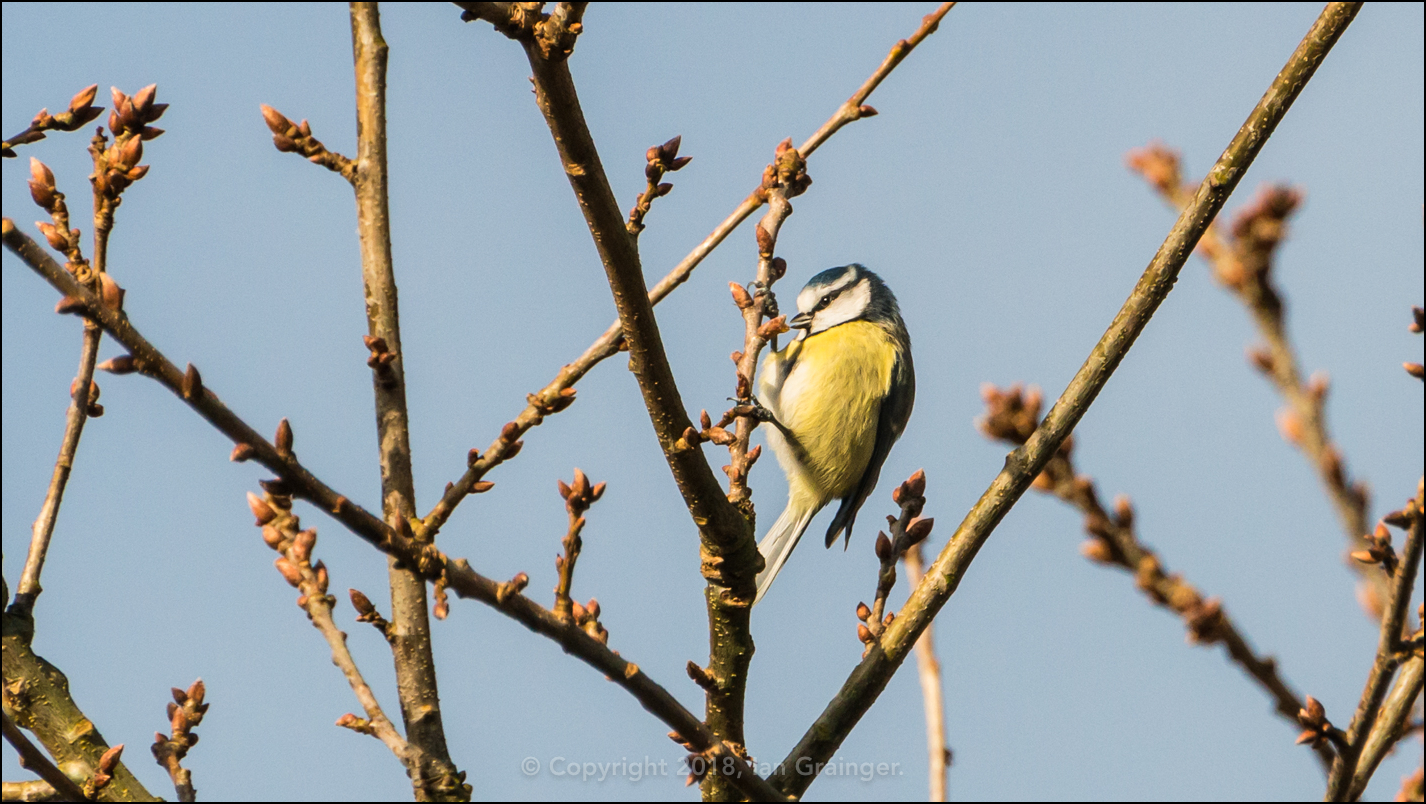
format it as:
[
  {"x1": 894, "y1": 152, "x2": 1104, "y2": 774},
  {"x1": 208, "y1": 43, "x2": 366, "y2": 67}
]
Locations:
[
  {"x1": 347, "y1": 7, "x2": 462, "y2": 800},
  {"x1": 903, "y1": 543, "x2": 951, "y2": 801},
  {"x1": 2, "y1": 605, "x2": 152, "y2": 801},
  {"x1": 1349, "y1": 655, "x2": 1424, "y2": 799},
  {"x1": 1328, "y1": 482, "x2": 1424, "y2": 800},
  {"x1": 768, "y1": 3, "x2": 1363, "y2": 795}
]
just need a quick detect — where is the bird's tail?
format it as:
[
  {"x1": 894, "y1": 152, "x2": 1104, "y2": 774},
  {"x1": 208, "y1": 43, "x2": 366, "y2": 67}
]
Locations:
[{"x1": 754, "y1": 501, "x2": 819, "y2": 606}]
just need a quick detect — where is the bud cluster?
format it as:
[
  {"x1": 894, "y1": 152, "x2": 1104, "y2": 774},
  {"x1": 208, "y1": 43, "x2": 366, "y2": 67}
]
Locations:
[
  {"x1": 858, "y1": 470, "x2": 934, "y2": 653},
  {"x1": 27, "y1": 157, "x2": 86, "y2": 269},
  {"x1": 248, "y1": 463, "x2": 333, "y2": 614},
  {"x1": 1294, "y1": 696, "x2": 1338, "y2": 750},
  {"x1": 627, "y1": 135, "x2": 693, "y2": 235},
  {"x1": 2, "y1": 84, "x2": 105, "y2": 156},
  {"x1": 150, "y1": 678, "x2": 208, "y2": 793},
  {"x1": 554, "y1": 469, "x2": 607, "y2": 636},
  {"x1": 260, "y1": 104, "x2": 355, "y2": 181}
]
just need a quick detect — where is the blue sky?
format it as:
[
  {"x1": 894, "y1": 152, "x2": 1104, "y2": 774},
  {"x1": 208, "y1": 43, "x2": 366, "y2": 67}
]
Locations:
[{"x1": 3, "y1": 3, "x2": 1422, "y2": 801}]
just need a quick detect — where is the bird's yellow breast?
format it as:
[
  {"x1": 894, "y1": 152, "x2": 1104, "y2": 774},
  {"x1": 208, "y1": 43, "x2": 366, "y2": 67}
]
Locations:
[{"x1": 760, "y1": 320, "x2": 898, "y2": 506}]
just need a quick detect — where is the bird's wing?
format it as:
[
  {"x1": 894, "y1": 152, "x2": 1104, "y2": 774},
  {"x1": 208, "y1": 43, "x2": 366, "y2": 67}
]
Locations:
[{"x1": 825, "y1": 346, "x2": 915, "y2": 548}]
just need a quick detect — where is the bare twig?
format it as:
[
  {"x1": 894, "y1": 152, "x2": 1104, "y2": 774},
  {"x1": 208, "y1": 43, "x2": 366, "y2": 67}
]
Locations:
[
  {"x1": 425, "y1": 2, "x2": 955, "y2": 539},
  {"x1": 5, "y1": 216, "x2": 784, "y2": 803},
  {"x1": 511, "y1": 22, "x2": 770, "y2": 800},
  {"x1": 258, "y1": 104, "x2": 356, "y2": 181},
  {"x1": 1351, "y1": 655, "x2": 1424, "y2": 799},
  {"x1": 13, "y1": 325, "x2": 101, "y2": 615},
  {"x1": 725, "y1": 139, "x2": 808, "y2": 507},
  {"x1": 0, "y1": 711, "x2": 88, "y2": 802},
  {"x1": 251, "y1": 489, "x2": 467, "y2": 796},
  {"x1": 768, "y1": 5, "x2": 1362, "y2": 795},
  {"x1": 16, "y1": 85, "x2": 164, "y2": 617},
  {"x1": 1328, "y1": 483, "x2": 1425, "y2": 800},
  {"x1": 903, "y1": 542, "x2": 951, "y2": 802},
  {"x1": 2, "y1": 602, "x2": 152, "y2": 800},
  {"x1": 627, "y1": 135, "x2": 692, "y2": 236},
  {"x1": 857, "y1": 471, "x2": 932, "y2": 650},
  {"x1": 14, "y1": 154, "x2": 102, "y2": 615}
]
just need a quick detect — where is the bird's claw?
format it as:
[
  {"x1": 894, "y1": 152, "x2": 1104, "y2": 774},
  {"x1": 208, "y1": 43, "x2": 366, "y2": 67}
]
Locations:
[
  {"x1": 729, "y1": 394, "x2": 778, "y2": 425},
  {"x1": 748, "y1": 281, "x2": 780, "y2": 319}
]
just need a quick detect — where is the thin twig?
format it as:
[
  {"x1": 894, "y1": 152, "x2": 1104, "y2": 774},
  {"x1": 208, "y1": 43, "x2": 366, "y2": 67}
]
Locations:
[
  {"x1": 13, "y1": 154, "x2": 103, "y2": 615},
  {"x1": 346, "y1": 8, "x2": 462, "y2": 798},
  {"x1": 1328, "y1": 483, "x2": 1425, "y2": 800},
  {"x1": 627, "y1": 135, "x2": 692, "y2": 236},
  {"x1": 4, "y1": 217, "x2": 783, "y2": 802},
  {"x1": 13, "y1": 327, "x2": 100, "y2": 614},
  {"x1": 1352, "y1": 655, "x2": 1424, "y2": 800},
  {"x1": 16, "y1": 86, "x2": 165, "y2": 616},
  {"x1": 725, "y1": 140, "x2": 808, "y2": 507},
  {"x1": 857, "y1": 471, "x2": 932, "y2": 649},
  {"x1": 252, "y1": 493, "x2": 453, "y2": 793},
  {"x1": 553, "y1": 469, "x2": 605, "y2": 625},
  {"x1": 768, "y1": 4, "x2": 1363, "y2": 795},
  {"x1": 425, "y1": 2, "x2": 955, "y2": 539},
  {"x1": 902, "y1": 542, "x2": 950, "y2": 802},
  {"x1": 0, "y1": 711, "x2": 88, "y2": 802}
]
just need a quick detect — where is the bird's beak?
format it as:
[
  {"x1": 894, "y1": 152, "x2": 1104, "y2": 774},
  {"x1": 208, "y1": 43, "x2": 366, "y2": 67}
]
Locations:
[{"x1": 788, "y1": 311, "x2": 813, "y2": 330}]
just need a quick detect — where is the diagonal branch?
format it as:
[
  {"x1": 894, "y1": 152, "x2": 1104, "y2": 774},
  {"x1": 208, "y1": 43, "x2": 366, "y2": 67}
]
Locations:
[
  {"x1": 1350, "y1": 654, "x2": 1424, "y2": 799},
  {"x1": 13, "y1": 325, "x2": 100, "y2": 615},
  {"x1": 768, "y1": 3, "x2": 1363, "y2": 796},
  {"x1": 2, "y1": 607, "x2": 152, "y2": 801},
  {"x1": 518, "y1": 44, "x2": 750, "y2": 573}
]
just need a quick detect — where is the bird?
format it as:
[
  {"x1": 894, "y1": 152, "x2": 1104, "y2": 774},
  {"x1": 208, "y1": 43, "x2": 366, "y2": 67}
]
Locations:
[{"x1": 752, "y1": 263, "x2": 915, "y2": 605}]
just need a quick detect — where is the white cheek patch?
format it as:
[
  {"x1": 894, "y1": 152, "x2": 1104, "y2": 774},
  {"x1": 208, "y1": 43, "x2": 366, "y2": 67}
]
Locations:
[
  {"x1": 811, "y1": 278, "x2": 871, "y2": 333},
  {"x1": 797, "y1": 266, "x2": 859, "y2": 316}
]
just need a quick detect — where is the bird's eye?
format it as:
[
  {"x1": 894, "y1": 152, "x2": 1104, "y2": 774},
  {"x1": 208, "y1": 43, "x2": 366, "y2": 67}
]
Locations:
[{"x1": 816, "y1": 295, "x2": 831, "y2": 310}]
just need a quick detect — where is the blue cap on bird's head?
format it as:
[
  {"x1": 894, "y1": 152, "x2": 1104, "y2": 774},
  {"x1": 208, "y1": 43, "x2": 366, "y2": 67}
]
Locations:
[{"x1": 788, "y1": 264, "x2": 906, "y2": 339}]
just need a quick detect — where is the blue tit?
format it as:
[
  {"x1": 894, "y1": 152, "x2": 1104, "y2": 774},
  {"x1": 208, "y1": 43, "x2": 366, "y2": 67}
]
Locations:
[{"x1": 753, "y1": 263, "x2": 915, "y2": 605}]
